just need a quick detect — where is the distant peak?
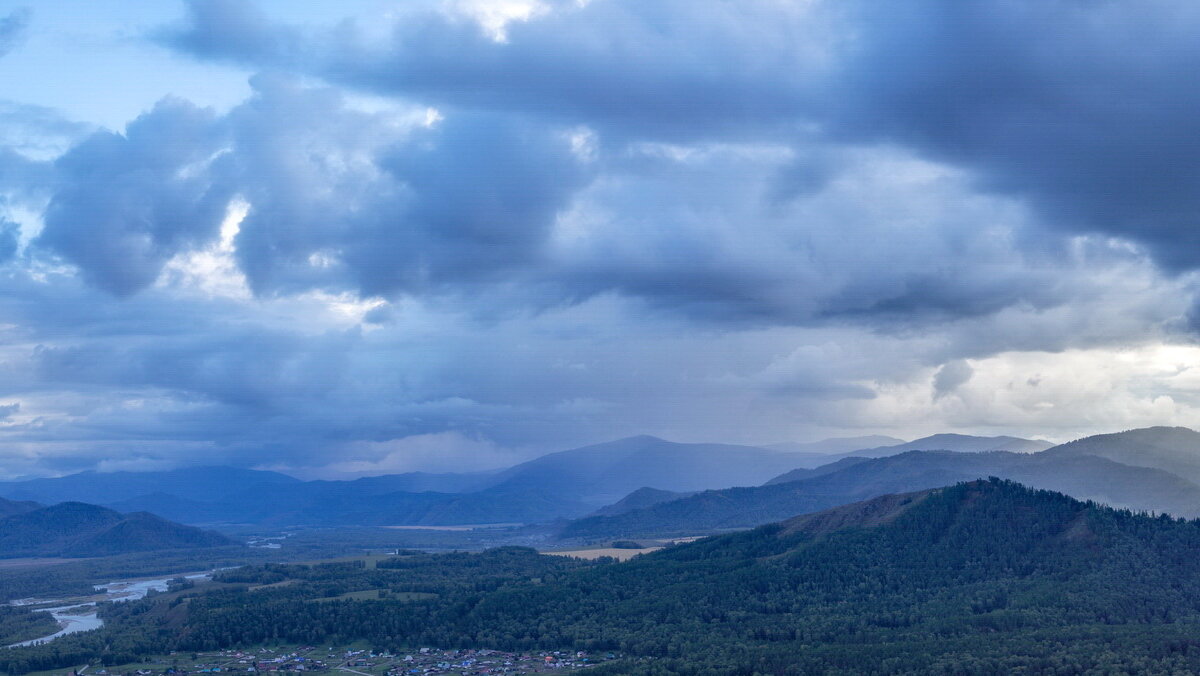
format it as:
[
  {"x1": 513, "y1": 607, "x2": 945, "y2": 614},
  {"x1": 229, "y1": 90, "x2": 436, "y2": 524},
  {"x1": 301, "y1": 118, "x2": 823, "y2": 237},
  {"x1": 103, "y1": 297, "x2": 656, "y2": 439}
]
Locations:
[{"x1": 587, "y1": 434, "x2": 671, "y2": 449}]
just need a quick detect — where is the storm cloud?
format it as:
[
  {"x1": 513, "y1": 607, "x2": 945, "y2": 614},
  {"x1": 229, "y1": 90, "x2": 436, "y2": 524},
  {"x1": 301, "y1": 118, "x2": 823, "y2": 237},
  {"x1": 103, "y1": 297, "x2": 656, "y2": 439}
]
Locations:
[
  {"x1": 165, "y1": 0, "x2": 1200, "y2": 274},
  {"x1": 0, "y1": 0, "x2": 1199, "y2": 477}
]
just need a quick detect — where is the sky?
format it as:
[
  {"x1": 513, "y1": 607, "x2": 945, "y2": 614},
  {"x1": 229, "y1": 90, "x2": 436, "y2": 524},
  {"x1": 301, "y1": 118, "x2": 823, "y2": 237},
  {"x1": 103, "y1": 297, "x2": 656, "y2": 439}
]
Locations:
[{"x1": 1, "y1": 0, "x2": 1200, "y2": 479}]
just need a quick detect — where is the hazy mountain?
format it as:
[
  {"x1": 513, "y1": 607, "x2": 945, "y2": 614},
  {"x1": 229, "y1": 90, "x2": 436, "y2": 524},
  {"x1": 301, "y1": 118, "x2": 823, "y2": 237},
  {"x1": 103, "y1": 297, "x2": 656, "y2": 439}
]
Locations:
[
  {"x1": 107, "y1": 481, "x2": 589, "y2": 527},
  {"x1": 588, "y1": 487, "x2": 695, "y2": 518},
  {"x1": 762, "y1": 435, "x2": 908, "y2": 468},
  {"x1": 0, "y1": 436, "x2": 802, "y2": 526},
  {"x1": 766, "y1": 435, "x2": 906, "y2": 454},
  {"x1": 287, "y1": 486, "x2": 590, "y2": 527},
  {"x1": 483, "y1": 435, "x2": 814, "y2": 506},
  {"x1": 0, "y1": 464, "x2": 547, "y2": 527},
  {"x1": 877, "y1": 433, "x2": 1053, "y2": 454},
  {"x1": 331, "y1": 471, "x2": 500, "y2": 495},
  {"x1": 561, "y1": 449, "x2": 1200, "y2": 539},
  {"x1": 763, "y1": 456, "x2": 871, "y2": 485},
  {"x1": 1041, "y1": 426, "x2": 1200, "y2": 484},
  {"x1": 0, "y1": 502, "x2": 235, "y2": 558},
  {"x1": 0, "y1": 432, "x2": 1075, "y2": 529},
  {"x1": 766, "y1": 433, "x2": 1053, "y2": 470},
  {"x1": 0, "y1": 466, "x2": 301, "y2": 505}
]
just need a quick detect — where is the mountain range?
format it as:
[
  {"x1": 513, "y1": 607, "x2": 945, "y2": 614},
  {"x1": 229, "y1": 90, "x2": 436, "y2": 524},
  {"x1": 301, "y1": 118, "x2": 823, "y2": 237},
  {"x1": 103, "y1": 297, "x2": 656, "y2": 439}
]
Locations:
[
  {"x1": 1, "y1": 427, "x2": 1196, "y2": 534},
  {"x1": 561, "y1": 437, "x2": 1200, "y2": 539},
  {"x1": 0, "y1": 436, "x2": 902, "y2": 527},
  {"x1": 767, "y1": 433, "x2": 1053, "y2": 470}
]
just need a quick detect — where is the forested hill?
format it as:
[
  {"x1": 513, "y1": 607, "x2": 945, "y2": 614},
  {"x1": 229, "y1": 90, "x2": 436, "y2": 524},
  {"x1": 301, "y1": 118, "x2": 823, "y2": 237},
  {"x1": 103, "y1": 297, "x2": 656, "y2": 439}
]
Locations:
[
  {"x1": 19, "y1": 479, "x2": 1200, "y2": 675},
  {"x1": 0, "y1": 502, "x2": 235, "y2": 558}
]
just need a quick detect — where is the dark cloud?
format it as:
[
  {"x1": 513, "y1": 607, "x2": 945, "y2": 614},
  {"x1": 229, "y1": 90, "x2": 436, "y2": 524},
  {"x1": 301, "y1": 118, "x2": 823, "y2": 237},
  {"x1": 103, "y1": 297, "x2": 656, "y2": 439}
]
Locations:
[
  {"x1": 2, "y1": 0, "x2": 1199, "y2": 477},
  {"x1": 35, "y1": 98, "x2": 233, "y2": 295},
  {"x1": 166, "y1": 0, "x2": 821, "y2": 142},
  {"x1": 0, "y1": 8, "x2": 30, "y2": 59},
  {"x1": 164, "y1": 0, "x2": 1200, "y2": 276},
  {"x1": 829, "y1": 0, "x2": 1200, "y2": 272},
  {"x1": 933, "y1": 359, "x2": 973, "y2": 399},
  {"x1": 0, "y1": 403, "x2": 17, "y2": 420},
  {"x1": 220, "y1": 75, "x2": 589, "y2": 297}
]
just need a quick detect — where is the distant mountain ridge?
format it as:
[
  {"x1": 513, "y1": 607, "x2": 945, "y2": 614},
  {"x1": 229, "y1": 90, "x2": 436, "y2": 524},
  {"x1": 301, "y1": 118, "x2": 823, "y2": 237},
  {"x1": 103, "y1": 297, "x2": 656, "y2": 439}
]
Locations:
[
  {"x1": 767, "y1": 433, "x2": 1054, "y2": 471},
  {"x1": 1041, "y1": 426, "x2": 1200, "y2": 484},
  {"x1": 0, "y1": 428, "x2": 1189, "y2": 530},
  {"x1": 0, "y1": 466, "x2": 301, "y2": 506},
  {"x1": 0, "y1": 436, "x2": 835, "y2": 526},
  {"x1": 561, "y1": 447, "x2": 1200, "y2": 539},
  {"x1": 0, "y1": 501, "x2": 235, "y2": 558},
  {"x1": 588, "y1": 487, "x2": 695, "y2": 517},
  {"x1": 767, "y1": 435, "x2": 907, "y2": 454},
  {"x1": 480, "y1": 435, "x2": 815, "y2": 506},
  {"x1": 881, "y1": 433, "x2": 1053, "y2": 454}
]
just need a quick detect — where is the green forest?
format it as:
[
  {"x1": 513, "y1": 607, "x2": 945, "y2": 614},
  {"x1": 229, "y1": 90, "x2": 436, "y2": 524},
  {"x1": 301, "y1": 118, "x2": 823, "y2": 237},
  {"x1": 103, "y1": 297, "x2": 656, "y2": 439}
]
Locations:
[{"x1": 7, "y1": 479, "x2": 1200, "y2": 674}]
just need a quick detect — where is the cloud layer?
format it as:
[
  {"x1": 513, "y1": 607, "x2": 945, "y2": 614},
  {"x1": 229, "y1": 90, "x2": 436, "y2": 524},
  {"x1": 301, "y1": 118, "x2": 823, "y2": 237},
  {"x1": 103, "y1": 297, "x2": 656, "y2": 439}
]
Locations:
[{"x1": 0, "y1": 0, "x2": 1199, "y2": 477}]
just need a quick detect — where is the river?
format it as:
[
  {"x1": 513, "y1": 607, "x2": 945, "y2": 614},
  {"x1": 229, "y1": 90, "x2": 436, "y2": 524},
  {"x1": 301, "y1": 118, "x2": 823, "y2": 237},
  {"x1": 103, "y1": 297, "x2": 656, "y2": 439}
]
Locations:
[{"x1": 6, "y1": 571, "x2": 214, "y2": 649}]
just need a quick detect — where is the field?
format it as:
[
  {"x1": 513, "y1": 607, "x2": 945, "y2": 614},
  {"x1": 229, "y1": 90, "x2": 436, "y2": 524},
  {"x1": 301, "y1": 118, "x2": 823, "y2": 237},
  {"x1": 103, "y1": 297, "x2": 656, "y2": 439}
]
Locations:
[{"x1": 543, "y1": 547, "x2": 661, "y2": 561}]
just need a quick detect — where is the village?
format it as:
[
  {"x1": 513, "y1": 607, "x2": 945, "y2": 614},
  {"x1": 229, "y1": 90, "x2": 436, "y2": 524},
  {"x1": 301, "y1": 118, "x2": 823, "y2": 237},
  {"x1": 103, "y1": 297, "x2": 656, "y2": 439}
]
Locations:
[{"x1": 78, "y1": 645, "x2": 618, "y2": 676}]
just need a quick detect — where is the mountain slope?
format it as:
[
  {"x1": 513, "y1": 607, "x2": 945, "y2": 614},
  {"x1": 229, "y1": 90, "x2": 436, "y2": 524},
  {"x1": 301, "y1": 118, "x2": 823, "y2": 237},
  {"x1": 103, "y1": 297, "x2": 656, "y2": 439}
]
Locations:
[
  {"x1": 483, "y1": 435, "x2": 819, "y2": 506},
  {"x1": 1041, "y1": 426, "x2": 1200, "y2": 484},
  {"x1": 561, "y1": 449, "x2": 1200, "y2": 539},
  {"x1": 0, "y1": 502, "x2": 236, "y2": 558},
  {"x1": 0, "y1": 497, "x2": 40, "y2": 519},
  {"x1": 60, "y1": 511, "x2": 234, "y2": 557},
  {"x1": 588, "y1": 487, "x2": 695, "y2": 517},
  {"x1": 555, "y1": 479, "x2": 1200, "y2": 672}
]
